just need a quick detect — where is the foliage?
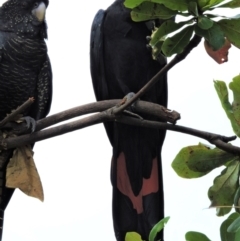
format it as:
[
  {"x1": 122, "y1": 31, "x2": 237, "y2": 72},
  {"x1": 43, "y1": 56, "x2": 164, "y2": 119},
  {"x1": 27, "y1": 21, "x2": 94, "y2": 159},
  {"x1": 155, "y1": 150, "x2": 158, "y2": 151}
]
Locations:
[
  {"x1": 185, "y1": 231, "x2": 211, "y2": 241},
  {"x1": 122, "y1": 0, "x2": 240, "y2": 240},
  {"x1": 125, "y1": 217, "x2": 170, "y2": 241},
  {"x1": 171, "y1": 74, "x2": 240, "y2": 238},
  {"x1": 124, "y1": 0, "x2": 240, "y2": 62},
  {"x1": 215, "y1": 75, "x2": 240, "y2": 137}
]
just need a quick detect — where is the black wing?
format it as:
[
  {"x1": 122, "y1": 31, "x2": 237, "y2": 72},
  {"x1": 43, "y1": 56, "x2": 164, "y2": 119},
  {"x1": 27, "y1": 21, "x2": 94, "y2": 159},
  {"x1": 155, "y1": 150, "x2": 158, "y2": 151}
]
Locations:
[
  {"x1": 90, "y1": 9, "x2": 109, "y2": 102},
  {"x1": 0, "y1": 55, "x2": 52, "y2": 241},
  {"x1": 90, "y1": 9, "x2": 115, "y2": 145},
  {"x1": 30, "y1": 56, "x2": 52, "y2": 121}
]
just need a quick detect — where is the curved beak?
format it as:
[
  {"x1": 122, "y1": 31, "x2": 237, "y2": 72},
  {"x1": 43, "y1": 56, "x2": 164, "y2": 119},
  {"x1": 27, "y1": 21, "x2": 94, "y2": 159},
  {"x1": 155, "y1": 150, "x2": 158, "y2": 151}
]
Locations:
[{"x1": 32, "y1": 2, "x2": 46, "y2": 22}]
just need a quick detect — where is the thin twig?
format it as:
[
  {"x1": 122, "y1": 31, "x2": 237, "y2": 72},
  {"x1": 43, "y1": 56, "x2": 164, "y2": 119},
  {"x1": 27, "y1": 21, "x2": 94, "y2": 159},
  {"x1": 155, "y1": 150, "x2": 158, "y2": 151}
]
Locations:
[
  {"x1": 116, "y1": 116, "x2": 239, "y2": 155},
  {"x1": 0, "y1": 98, "x2": 34, "y2": 128},
  {"x1": 113, "y1": 34, "x2": 202, "y2": 115}
]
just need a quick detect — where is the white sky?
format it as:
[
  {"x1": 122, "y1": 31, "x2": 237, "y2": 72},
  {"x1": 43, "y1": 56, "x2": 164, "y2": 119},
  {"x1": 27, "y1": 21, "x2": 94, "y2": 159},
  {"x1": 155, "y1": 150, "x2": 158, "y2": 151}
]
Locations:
[{"x1": 1, "y1": 0, "x2": 240, "y2": 241}]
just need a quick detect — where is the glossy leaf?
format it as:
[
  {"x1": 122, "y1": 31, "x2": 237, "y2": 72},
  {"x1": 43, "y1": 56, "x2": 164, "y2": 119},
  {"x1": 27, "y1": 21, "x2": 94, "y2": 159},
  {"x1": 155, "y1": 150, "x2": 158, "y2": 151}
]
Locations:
[
  {"x1": 220, "y1": 212, "x2": 240, "y2": 241},
  {"x1": 151, "y1": 41, "x2": 164, "y2": 60},
  {"x1": 228, "y1": 216, "x2": 240, "y2": 233},
  {"x1": 234, "y1": 230, "x2": 240, "y2": 241},
  {"x1": 125, "y1": 232, "x2": 143, "y2": 241},
  {"x1": 124, "y1": 0, "x2": 145, "y2": 8},
  {"x1": 162, "y1": 25, "x2": 194, "y2": 56},
  {"x1": 150, "y1": 0, "x2": 189, "y2": 11},
  {"x1": 149, "y1": 216, "x2": 170, "y2": 241},
  {"x1": 234, "y1": 186, "x2": 240, "y2": 213},
  {"x1": 208, "y1": 159, "x2": 240, "y2": 216},
  {"x1": 172, "y1": 144, "x2": 210, "y2": 178},
  {"x1": 187, "y1": 145, "x2": 235, "y2": 172},
  {"x1": 195, "y1": 23, "x2": 225, "y2": 50},
  {"x1": 202, "y1": 0, "x2": 226, "y2": 10},
  {"x1": 218, "y1": 0, "x2": 240, "y2": 8},
  {"x1": 198, "y1": 16, "x2": 214, "y2": 29},
  {"x1": 150, "y1": 19, "x2": 193, "y2": 59},
  {"x1": 218, "y1": 18, "x2": 240, "y2": 49},
  {"x1": 188, "y1": 1, "x2": 198, "y2": 16},
  {"x1": 229, "y1": 75, "x2": 240, "y2": 134},
  {"x1": 150, "y1": 19, "x2": 192, "y2": 47},
  {"x1": 131, "y1": 2, "x2": 177, "y2": 21},
  {"x1": 198, "y1": 0, "x2": 210, "y2": 8},
  {"x1": 185, "y1": 231, "x2": 211, "y2": 241}
]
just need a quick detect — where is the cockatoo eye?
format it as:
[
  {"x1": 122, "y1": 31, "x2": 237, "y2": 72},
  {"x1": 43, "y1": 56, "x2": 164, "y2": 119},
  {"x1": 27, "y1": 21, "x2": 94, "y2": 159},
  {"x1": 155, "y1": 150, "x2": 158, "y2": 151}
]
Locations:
[{"x1": 33, "y1": 2, "x2": 39, "y2": 9}]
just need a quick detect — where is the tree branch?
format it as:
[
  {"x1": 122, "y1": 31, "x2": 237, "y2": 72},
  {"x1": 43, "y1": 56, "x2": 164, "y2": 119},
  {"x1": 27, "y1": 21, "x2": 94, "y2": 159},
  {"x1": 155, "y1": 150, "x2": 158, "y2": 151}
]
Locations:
[
  {"x1": 0, "y1": 100, "x2": 179, "y2": 149},
  {"x1": 0, "y1": 98, "x2": 34, "y2": 128},
  {"x1": 113, "y1": 34, "x2": 202, "y2": 115},
  {"x1": 3, "y1": 100, "x2": 179, "y2": 134},
  {"x1": 0, "y1": 100, "x2": 239, "y2": 156},
  {"x1": 115, "y1": 116, "x2": 239, "y2": 155}
]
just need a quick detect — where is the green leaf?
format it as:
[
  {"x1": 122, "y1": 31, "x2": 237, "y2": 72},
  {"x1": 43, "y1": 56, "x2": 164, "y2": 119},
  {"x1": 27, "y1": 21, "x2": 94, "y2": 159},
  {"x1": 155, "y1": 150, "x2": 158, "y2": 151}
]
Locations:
[
  {"x1": 234, "y1": 186, "x2": 240, "y2": 213},
  {"x1": 234, "y1": 229, "x2": 240, "y2": 241},
  {"x1": 172, "y1": 144, "x2": 210, "y2": 178},
  {"x1": 187, "y1": 145, "x2": 236, "y2": 172},
  {"x1": 131, "y1": 2, "x2": 177, "y2": 21},
  {"x1": 229, "y1": 75, "x2": 240, "y2": 133},
  {"x1": 150, "y1": 19, "x2": 193, "y2": 46},
  {"x1": 228, "y1": 216, "x2": 240, "y2": 233},
  {"x1": 198, "y1": 16, "x2": 214, "y2": 29},
  {"x1": 162, "y1": 25, "x2": 194, "y2": 56},
  {"x1": 202, "y1": 0, "x2": 226, "y2": 10},
  {"x1": 151, "y1": 41, "x2": 164, "y2": 60},
  {"x1": 214, "y1": 76, "x2": 240, "y2": 137},
  {"x1": 220, "y1": 212, "x2": 240, "y2": 241},
  {"x1": 208, "y1": 159, "x2": 240, "y2": 216},
  {"x1": 150, "y1": 0, "x2": 189, "y2": 11},
  {"x1": 188, "y1": 1, "x2": 199, "y2": 16},
  {"x1": 150, "y1": 19, "x2": 194, "y2": 59},
  {"x1": 195, "y1": 23, "x2": 225, "y2": 50},
  {"x1": 185, "y1": 231, "x2": 211, "y2": 241},
  {"x1": 125, "y1": 0, "x2": 189, "y2": 10},
  {"x1": 149, "y1": 217, "x2": 170, "y2": 241},
  {"x1": 218, "y1": 18, "x2": 240, "y2": 48},
  {"x1": 125, "y1": 232, "x2": 143, "y2": 241},
  {"x1": 124, "y1": 0, "x2": 145, "y2": 8},
  {"x1": 218, "y1": 0, "x2": 240, "y2": 9},
  {"x1": 198, "y1": 0, "x2": 210, "y2": 9}
]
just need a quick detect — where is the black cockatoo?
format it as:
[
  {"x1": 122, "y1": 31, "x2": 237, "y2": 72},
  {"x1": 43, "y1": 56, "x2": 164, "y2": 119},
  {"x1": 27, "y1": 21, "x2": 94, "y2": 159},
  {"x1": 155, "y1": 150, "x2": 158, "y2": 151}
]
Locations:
[
  {"x1": 0, "y1": 0, "x2": 52, "y2": 239},
  {"x1": 90, "y1": 0, "x2": 167, "y2": 240}
]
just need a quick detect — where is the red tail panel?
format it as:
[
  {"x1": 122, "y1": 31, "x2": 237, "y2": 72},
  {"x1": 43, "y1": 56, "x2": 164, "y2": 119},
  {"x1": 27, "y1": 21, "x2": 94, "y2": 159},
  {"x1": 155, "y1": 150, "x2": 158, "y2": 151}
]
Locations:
[{"x1": 117, "y1": 152, "x2": 159, "y2": 214}]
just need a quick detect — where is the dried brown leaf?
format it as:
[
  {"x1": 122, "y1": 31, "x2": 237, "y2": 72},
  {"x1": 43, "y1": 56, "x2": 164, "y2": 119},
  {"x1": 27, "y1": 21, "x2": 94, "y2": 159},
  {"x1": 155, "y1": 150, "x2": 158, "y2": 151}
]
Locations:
[
  {"x1": 6, "y1": 145, "x2": 44, "y2": 201},
  {"x1": 204, "y1": 38, "x2": 231, "y2": 64}
]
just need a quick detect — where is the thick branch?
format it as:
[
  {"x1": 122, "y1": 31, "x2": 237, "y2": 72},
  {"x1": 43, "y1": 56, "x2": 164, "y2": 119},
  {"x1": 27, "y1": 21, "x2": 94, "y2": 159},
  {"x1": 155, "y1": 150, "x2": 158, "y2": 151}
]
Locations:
[
  {"x1": 4, "y1": 100, "x2": 179, "y2": 134},
  {"x1": 3, "y1": 111, "x2": 113, "y2": 149},
  {"x1": 113, "y1": 34, "x2": 202, "y2": 115},
  {"x1": 0, "y1": 100, "x2": 179, "y2": 149},
  {"x1": 1, "y1": 106, "x2": 239, "y2": 156}
]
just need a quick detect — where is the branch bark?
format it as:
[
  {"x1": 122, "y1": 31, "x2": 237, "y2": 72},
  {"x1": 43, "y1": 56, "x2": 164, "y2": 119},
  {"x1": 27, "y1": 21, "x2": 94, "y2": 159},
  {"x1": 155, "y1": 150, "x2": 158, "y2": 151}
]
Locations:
[
  {"x1": 0, "y1": 99, "x2": 239, "y2": 156},
  {"x1": 113, "y1": 34, "x2": 202, "y2": 115}
]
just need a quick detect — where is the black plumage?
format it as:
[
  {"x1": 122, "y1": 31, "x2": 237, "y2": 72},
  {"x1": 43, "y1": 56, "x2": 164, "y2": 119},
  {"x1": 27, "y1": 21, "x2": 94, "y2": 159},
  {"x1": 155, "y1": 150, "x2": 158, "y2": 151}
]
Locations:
[
  {"x1": 0, "y1": 0, "x2": 52, "y2": 239},
  {"x1": 90, "y1": 1, "x2": 167, "y2": 240}
]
